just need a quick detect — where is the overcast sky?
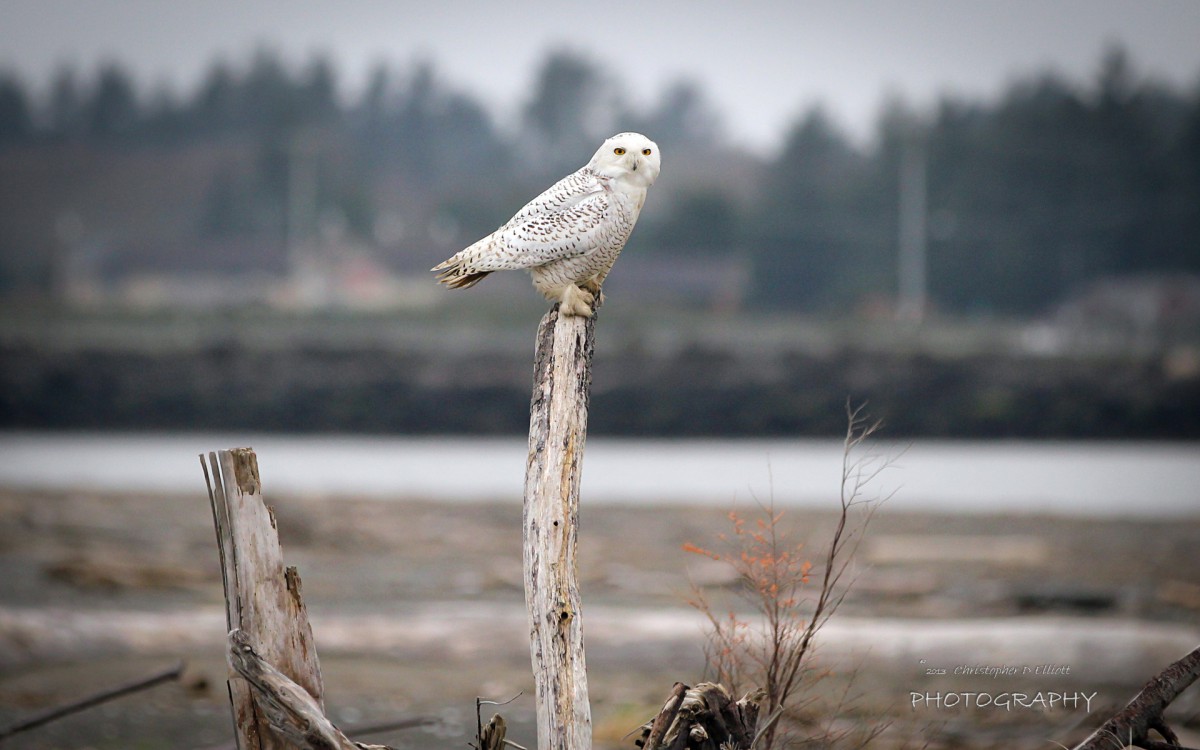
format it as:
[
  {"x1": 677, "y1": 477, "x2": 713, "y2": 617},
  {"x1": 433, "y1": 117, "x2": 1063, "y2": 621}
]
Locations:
[{"x1": 2, "y1": 0, "x2": 1199, "y2": 153}]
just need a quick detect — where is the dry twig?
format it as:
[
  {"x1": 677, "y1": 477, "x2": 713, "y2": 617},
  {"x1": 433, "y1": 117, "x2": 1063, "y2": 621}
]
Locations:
[
  {"x1": 0, "y1": 662, "x2": 184, "y2": 742},
  {"x1": 684, "y1": 402, "x2": 890, "y2": 749}
]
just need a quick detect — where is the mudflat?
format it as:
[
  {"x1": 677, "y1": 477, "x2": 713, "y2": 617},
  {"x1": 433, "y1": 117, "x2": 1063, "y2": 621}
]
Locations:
[{"x1": 1, "y1": 489, "x2": 1197, "y2": 749}]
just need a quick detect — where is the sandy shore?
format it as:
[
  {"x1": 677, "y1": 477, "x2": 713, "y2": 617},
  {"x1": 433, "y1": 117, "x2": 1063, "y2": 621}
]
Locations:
[{"x1": 1, "y1": 489, "x2": 1198, "y2": 748}]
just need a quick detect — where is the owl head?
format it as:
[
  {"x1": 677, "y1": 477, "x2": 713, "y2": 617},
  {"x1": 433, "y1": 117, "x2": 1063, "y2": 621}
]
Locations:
[{"x1": 589, "y1": 132, "x2": 661, "y2": 188}]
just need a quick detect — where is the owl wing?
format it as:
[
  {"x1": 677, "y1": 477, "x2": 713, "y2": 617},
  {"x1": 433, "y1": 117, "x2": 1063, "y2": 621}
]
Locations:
[{"x1": 466, "y1": 168, "x2": 615, "y2": 271}]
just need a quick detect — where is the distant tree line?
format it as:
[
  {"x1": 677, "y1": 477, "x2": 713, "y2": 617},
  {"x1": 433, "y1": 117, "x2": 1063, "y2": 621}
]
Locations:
[{"x1": 0, "y1": 46, "x2": 1197, "y2": 315}]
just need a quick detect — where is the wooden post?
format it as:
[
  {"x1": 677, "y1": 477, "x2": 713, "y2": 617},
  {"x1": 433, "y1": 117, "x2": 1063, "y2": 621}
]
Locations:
[
  {"x1": 523, "y1": 306, "x2": 595, "y2": 750},
  {"x1": 202, "y1": 448, "x2": 325, "y2": 750}
]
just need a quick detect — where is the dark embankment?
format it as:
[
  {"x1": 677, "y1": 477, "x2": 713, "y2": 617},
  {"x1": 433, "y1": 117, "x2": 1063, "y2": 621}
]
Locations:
[{"x1": 2, "y1": 308, "x2": 1195, "y2": 438}]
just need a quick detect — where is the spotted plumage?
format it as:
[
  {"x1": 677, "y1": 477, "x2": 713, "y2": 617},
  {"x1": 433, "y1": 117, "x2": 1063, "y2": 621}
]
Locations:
[{"x1": 432, "y1": 132, "x2": 661, "y2": 317}]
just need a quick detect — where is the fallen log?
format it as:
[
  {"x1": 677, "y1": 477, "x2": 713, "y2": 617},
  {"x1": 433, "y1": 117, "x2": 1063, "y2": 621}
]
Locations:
[{"x1": 1073, "y1": 643, "x2": 1200, "y2": 750}]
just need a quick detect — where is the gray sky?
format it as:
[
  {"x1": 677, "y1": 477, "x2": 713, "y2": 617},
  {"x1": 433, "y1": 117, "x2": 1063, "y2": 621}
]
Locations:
[{"x1": 2, "y1": 0, "x2": 1199, "y2": 152}]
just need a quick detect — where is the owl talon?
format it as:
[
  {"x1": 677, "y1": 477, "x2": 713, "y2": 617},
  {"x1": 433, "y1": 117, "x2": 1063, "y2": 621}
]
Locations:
[
  {"x1": 558, "y1": 284, "x2": 596, "y2": 317},
  {"x1": 581, "y1": 279, "x2": 605, "y2": 308}
]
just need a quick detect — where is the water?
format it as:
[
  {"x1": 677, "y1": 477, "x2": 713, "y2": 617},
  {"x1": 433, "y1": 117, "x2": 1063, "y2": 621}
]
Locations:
[{"x1": 0, "y1": 432, "x2": 1196, "y2": 516}]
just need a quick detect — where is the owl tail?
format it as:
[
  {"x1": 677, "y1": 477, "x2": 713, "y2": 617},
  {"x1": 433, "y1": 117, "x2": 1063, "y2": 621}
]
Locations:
[{"x1": 431, "y1": 255, "x2": 491, "y2": 289}]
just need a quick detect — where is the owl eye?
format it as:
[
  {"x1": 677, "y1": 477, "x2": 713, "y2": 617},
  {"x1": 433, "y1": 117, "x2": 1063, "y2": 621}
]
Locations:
[
  {"x1": 642, "y1": 148, "x2": 652, "y2": 156},
  {"x1": 613, "y1": 147, "x2": 626, "y2": 155}
]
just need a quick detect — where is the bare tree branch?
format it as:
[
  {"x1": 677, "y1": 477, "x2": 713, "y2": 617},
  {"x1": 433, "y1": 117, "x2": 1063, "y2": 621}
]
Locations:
[
  {"x1": 0, "y1": 662, "x2": 183, "y2": 741},
  {"x1": 683, "y1": 402, "x2": 893, "y2": 750}
]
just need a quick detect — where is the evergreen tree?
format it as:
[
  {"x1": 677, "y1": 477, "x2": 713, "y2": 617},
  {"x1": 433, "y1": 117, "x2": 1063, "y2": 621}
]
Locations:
[
  {"x1": 192, "y1": 60, "x2": 239, "y2": 134},
  {"x1": 241, "y1": 48, "x2": 301, "y2": 137},
  {"x1": 627, "y1": 80, "x2": 721, "y2": 153},
  {"x1": 751, "y1": 106, "x2": 875, "y2": 311},
  {"x1": 1179, "y1": 86, "x2": 1200, "y2": 262},
  {"x1": 299, "y1": 55, "x2": 339, "y2": 125},
  {"x1": 85, "y1": 62, "x2": 140, "y2": 138},
  {"x1": 0, "y1": 73, "x2": 32, "y2": 145},
  {"x1": 923, "y1": 46, "x2": 1193, "y2": 313},
  {"x1": 522, "y1": 51, "x2": 617, "y2": 175},
  {"x1": 647, "y1": 191, "x2": 738, "y2": 256},
  {"x1": 47, "y1": 66, "x2": 85, "y2": 140}
]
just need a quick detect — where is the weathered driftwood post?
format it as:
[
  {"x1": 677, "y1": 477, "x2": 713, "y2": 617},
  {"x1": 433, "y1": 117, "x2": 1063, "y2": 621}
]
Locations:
[
  {"x1": 202, "y1": 448, "x2": 325, "y2": 750},
  {"x1": 523, "y1": 306, "x2": 595, "y2": 750}
]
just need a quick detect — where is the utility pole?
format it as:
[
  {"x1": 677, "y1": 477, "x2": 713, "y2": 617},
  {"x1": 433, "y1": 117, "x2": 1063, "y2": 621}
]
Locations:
[
  {"x1": 286, "y1": 131, "x2": 323, "y2": 305},
  {"x1": 897, "y1": 128, "x2": 928, "y2": 323}
]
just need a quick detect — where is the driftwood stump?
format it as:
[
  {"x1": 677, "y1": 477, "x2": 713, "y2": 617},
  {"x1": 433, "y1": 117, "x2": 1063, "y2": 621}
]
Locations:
[
  {"x1": 479, "y1": 714, "x2": 508, "y2": 750},
  {"x1": 227, "y1": 628, "x2": 394, "y2": 750},
  {"x1": 523, "y1": 305, "x2": 595, "y2": 750},
  {"x1": 203, "y1": 448, "x2": 325, "y2": 750},
  {"x1": 636, "y1": 683, "x2": 764, "y2": 750}
]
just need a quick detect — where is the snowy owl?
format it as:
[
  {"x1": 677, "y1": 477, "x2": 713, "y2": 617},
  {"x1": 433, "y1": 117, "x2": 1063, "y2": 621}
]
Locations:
[{"x1": 432, "y1": 132, "x2": 661, "y2": 317}]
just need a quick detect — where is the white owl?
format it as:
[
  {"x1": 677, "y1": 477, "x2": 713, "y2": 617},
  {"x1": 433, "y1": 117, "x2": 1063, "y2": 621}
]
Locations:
[{"x1": 432, "y1": 132, "x2": 661, "y2": 317}]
